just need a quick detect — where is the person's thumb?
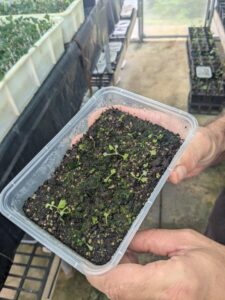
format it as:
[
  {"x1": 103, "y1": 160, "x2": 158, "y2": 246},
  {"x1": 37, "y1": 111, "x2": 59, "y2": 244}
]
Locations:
[
  {"x1": 169, "y1": 165, "x2": 187, "y2": 184},
  {"x1": 129, "y1": 229, "x2": 207, "y2": 256}
]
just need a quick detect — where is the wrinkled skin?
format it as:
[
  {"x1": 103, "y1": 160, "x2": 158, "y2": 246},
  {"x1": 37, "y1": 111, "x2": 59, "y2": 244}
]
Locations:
[{"x1": 88, "y1": 229, "x2": 225, "y2": 300}]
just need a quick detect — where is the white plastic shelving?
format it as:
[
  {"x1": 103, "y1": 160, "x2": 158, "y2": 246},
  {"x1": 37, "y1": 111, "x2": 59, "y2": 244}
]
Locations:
[
  {"x1": 1, "y1": 0, "x2": 85, "y2": 43},
  {"x1": 0, "y1": 16, "x2": 65, "y2": 143},
  {"x1": 0, "y1": 0, "x2": 85, "y2": 143}
]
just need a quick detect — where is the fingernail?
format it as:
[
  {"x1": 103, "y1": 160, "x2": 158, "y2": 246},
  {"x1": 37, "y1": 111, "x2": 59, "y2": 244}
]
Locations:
[{"x1": 175, "y1": 166, "x2": 187, "y2": 182}]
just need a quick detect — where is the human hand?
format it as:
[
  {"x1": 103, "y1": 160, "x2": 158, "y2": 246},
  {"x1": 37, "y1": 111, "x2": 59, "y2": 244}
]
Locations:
[
  {"x1": 170, "y1": 113, "x2": 225, "y2": 184},
  {"x1": 87, "y1": 229, "x2": 225, "y2": 300},
  {"x1": 169, "y1": 126, "x2": 217, "y2": 184}
]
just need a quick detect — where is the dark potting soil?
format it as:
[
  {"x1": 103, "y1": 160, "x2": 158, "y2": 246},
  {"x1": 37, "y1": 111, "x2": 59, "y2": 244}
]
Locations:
[{"x1": 23, "y1": 108, "x2": 182, "y2": 265}]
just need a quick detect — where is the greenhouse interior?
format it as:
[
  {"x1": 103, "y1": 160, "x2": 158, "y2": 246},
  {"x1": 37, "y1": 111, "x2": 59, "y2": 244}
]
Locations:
[{"x1": 0, "y1": 0, "x2": 225, "y2": 299}]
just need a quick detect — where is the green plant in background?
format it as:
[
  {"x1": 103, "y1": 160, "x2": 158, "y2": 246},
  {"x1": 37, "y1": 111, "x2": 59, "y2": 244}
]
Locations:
[
  {"x1": 0, "y1": 0, "x2": 74, "y2": 15},
  {"x1": 0, "y1": 16, "x2": 52, "y2": 80}
]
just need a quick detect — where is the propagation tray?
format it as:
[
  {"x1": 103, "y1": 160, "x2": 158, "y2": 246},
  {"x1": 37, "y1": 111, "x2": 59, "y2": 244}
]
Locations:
[{"x1": 0, "y1": 16, "x2": 65, "y2": 143}]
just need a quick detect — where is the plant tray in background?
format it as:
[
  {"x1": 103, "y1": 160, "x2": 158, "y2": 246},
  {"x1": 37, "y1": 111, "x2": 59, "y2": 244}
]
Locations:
[
  {"x1": 0, "y1": 0, "x2": 85, "y2": 43},
  {"x1": 0, "y1": 16, "x2": 65, "y2": 143}
]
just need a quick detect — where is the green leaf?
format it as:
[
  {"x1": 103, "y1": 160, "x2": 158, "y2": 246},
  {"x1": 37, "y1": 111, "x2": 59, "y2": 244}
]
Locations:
[
  {"x1": 140, "y1": 177, "x2": 148, "y2": 183},
  {"x1": 123, "y1": 153, "x2": 129, "y2": 161},
  {"x1": 109, "y1": 145, "x2": 114, "y2": 151},
  {"x1": 110, "y1": 169, "x2": 116, "y2": 175},
  {"x1": 150, "y1": 149, "x2": 157, "y2": 156},
  {"x1": 89, "y1": 168, "x2": 96, "y2": 174},
  {"x1": 156, "y1": 173, "x2": 161, "y2": 179},
  {"x1": 58, "y1": 199, "x2": 67, "y2": 210},
  {"x1": 78, "y1": 144, "x2": 85, "y2": 150},
  {"x1": 86, "y1": 243, "x2": 94, "y2": 252},
  {"x1": 130, "y1": 172, "x2": 136, "y2": 178},
  {"x1": 92, "y1": 216, "x2": 98, "y2": 225}
]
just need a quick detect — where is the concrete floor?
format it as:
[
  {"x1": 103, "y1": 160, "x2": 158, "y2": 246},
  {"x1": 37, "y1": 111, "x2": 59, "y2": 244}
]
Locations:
[{"x1": 52, "y1": 41, "x2": 225, "y2": 300}]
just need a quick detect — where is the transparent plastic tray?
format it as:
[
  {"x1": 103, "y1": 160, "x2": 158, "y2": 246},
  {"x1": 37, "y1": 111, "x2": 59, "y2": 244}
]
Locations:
[{"x1": 0, "y1": 87, "x2": 198, "y2": 276}]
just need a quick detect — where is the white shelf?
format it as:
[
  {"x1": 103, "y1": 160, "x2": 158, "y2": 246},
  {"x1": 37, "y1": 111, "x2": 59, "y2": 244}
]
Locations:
[{"x1": 0, "y1": 16, "x2": 65, "y2": 143}]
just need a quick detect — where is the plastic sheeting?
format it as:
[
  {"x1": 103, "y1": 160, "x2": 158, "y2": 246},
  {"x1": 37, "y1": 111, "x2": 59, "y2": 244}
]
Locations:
[
  {"x1": 83, "y1": 0, "x2": 96, "y2": 17},
  {"x1": 0, "y1": 41, "x2": 87, "y2": 192},
  {"x1": 75, "y1": 0, "x2": 124, "y2": 73}
]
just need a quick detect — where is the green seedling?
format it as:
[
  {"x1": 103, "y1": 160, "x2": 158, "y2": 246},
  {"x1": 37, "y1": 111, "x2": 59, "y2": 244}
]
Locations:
[
  {"x1": 45, "y1": 199, "x2": 71, "y2": 218},
  {"x1": 78, "y1": 144, "x2": 85, "y2": 151},
  {"x1": 91, "y1": 216, "x2": 98, "y2": 225},
  {"x1": 131, "y1": 170, "x2": 148, "y2": 183},
  {"x1": 118, "y1": 114, "x2": 125, "y2": 122},
  {"x1": 85, "y1": 242, "x2": 94, "y2": 252},
  {"x1": 149, "y1": 149, "x2": 157, "y2": 156},
  {"x1": 103, "y1": 211, "x2": 111, "y2": 225},
  {"x1": 156, "y1": 172, "x2": 161, "y2": 179},
  {"x1": 0, "y1": 0, "x2": 74, "y2": 15},
  {"x1": 120, "y1": 206, "x2": 134, "y2": 225},
  {"x1": 103, "y1": 168, "x2": 117, "y2": 183},
  {"x1": 103, "y1": 144, "x2": 129, "y2": 161}
]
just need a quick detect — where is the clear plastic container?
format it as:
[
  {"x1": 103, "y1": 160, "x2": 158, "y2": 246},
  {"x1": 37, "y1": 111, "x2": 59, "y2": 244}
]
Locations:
[{"x1": 0, "y1": 87, "x2": 198, "y2": 275}]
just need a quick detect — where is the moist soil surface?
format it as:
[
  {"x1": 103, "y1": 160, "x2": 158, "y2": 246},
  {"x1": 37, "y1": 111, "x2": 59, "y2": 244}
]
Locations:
[{"x1": 23, "y1": 108, "x2": 182, "y2": 265}]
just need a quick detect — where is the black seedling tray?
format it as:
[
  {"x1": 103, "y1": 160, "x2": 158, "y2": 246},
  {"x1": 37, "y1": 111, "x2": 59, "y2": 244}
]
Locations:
[{"x1": 188, "y1": 93, "x2": 224, "y2": 115}]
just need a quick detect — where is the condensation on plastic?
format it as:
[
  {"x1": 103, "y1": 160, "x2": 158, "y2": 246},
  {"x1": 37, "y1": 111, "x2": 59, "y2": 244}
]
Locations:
[{"x1": 0, "y1": 87, "x2": 198, "y2": 276}]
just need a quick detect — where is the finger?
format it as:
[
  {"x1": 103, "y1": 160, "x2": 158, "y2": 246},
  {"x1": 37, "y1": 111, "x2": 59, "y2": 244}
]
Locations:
[
  {"x1": 129, "y1": 229, "x2": 208, "y2": 256},
  {"x1": 169, "y1": 165, "x2": 188, "y2": 184},
  {"x1": 87, "y1": 260, "x2": 182, "y2": 300},
  {"x1": 169, "y1": 128, "x2": 213, "y2": 184},
  {"x1": 120, "y1": 250, "x2": 139, "y2": 264},
  {"x1": 87, "y1": 263, "x2": 160, "y2": 300}
]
